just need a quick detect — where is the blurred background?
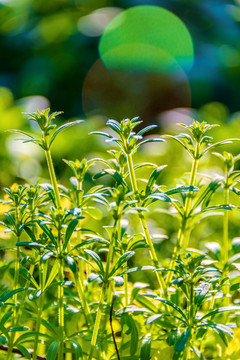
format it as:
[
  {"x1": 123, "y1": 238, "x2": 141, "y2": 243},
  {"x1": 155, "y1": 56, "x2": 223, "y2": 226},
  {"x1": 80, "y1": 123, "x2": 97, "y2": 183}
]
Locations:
[
  {"x1": 1, "y1": 0, "x2": 240, "y2": 187},
  {"x1": 1, "y1": 0, "x2": 240, "y2": 280},
  {"x1": 0, "y1": 0, "x2": 240, "y2": 184}
]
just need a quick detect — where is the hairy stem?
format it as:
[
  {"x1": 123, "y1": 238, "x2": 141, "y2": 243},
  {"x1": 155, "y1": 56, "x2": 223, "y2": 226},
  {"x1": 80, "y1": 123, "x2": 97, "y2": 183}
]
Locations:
[
  {"x1": 88, "y1": 220, "x2": 117, "y2": 360},
  {"x1": 7, "y1": 242, "x2": 20, "y2": 360},
  {"x1": 167, "y1": 156, "x2": 198, "y2": 286},
  {"x1": 126, "y1": 153, "x2": 167, "y2": 297},
  {"x1": 33, "y1": 260, "x2": 44, "y2": 360},
  {"x1": 45, "y1": 148, "x2": 61, "y2": 209}
]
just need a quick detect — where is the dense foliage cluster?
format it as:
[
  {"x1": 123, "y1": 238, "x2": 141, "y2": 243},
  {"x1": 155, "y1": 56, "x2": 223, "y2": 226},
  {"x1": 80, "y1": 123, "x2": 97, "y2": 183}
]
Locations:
[{"x1": 1, "y1": 109, "x2": 240, "y2": 360}]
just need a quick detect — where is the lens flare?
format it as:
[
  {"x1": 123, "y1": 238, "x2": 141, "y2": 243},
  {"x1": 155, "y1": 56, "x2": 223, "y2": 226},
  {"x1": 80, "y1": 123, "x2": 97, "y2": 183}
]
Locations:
[{"x1": 99, "y1": 5, "x2": 194, "y2": 73}]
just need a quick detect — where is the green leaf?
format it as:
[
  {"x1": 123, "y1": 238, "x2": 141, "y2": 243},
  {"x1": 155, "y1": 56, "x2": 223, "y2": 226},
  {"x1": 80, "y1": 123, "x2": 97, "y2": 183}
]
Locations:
[
  {"x1": 44, "y1": 262, "x2": 59, "y2": 290},
  {"x1": 137, "y1": 125, "x2": 157, "y2": 136},
  {"x1": 116, "y1": 306, "x2": 151, "y2": 315},
  {"x1": 63, "y1": 219, "x2": 78, "y2": 251},
  {"x1": 84, "y1": 249, "x2": 104, "y2": 274},
  {"x1": 90, "y1": 131, "x2": 113, "y2": 138},
  {"x1": 16, "y1": 241, "x2": 44, "y2": 248},
  {"x1": 145, "y1": 165, "x2": 167, "y2": 196},
  {"x1": 16, "y1": 345, "x2": 31, "y2": 359},
  {"x1": 68, "y1": 339, "x2": 82, "y2": 359},
  {"x1": 29, "y1": 289, "x2": 42, "y2": 301},
  {"x1": 50, "y1": 120, "x2": 83, "y2": 147},
  {"x1": 174, "y1": 328, "x2": 191, "y2": 352},
  {"x1": 200, "y1": 306, "x2": 240, "y2": 321},
  {"x1": 0, "y1": 335, "x2": 7, "y2": 345},
  {"x1": 47, "y1": 341, "x2": 61, "y2": 360},
  {"x1": 37, "y1": 221, "x2": 57, "y2": 247},
  {"x1": 143, "y1": 295, "x2": 188, "y2": 322},
  {"x1": 130, "y1": 318, "x2": 139, "y2": 356},
  {"x1": 19, "y1": 266, "x2": 39, "y2": 288},
  {"x1": 109, "y1": 251, "x2": 135, "y2": 277},
  {"x1": 140, "y1": 334, "x2": 151, "y2": 360},
  {"x1": 0, "y1": 288, "x2": 25, "y2": 303},
  {"x1": 0, "y1": 311, "x2": 13, "y2": 329},
  {"x1": 147, "y1": 193, "x2": 174, "y2": 203},
  {"x1": 112, "y1": 276, "x2": 124, "y2": 286},
  {"x1": 66, "y1": 256, "x2": 77, "y2": 274},
  {"x1": 120, "y1": 266, "x2": 155, "y2": 275},
  {"x1": 165, "y1": 185, "x2": 199, "y2": 196},
  {"x1": 8, "y1": 326, "x2": 29, "y2": 332}
]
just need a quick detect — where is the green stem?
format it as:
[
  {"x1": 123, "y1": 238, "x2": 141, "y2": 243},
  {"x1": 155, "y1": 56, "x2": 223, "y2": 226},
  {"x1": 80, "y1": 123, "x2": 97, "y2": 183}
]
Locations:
[
  {"x1": 88, "y1": 283, "x2": 107, "y2": 360},
  {"x1": 88, "y1": 220, "x2": 117, "y2": 360},
  {"x1": 7, "y1": 244, "x2": 20, "y2": 360},
  {"x1": 33, "y1": 261, "x2": 44, "y2": 360},
  {"x1": 223, "y1": 188, "x2": 229, "y2": 265},
  {"x1": 223, "y1": 187, "x2": 230, "y2": 307},
  {"x1": 126, "y1": 153, "x2": 167, "y2": 297},
  {"x1": 45, "y1": 148, "x2": 61, "y2": 209},
  {"x1": 74, "y1": 272, "x2": 92, "y2": 325},
  {"x1": 58, "y1": 257, "x2": 65, "y2": 360},
  {"x1": 167, "y1": 156, "x2": 198, "y2": 286}
]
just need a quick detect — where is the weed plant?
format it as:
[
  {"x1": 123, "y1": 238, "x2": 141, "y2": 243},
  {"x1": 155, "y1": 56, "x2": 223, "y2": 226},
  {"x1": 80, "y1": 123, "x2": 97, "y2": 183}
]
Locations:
[{"x1": 1, "y1": 109, "x2": 240, "y2": 360}]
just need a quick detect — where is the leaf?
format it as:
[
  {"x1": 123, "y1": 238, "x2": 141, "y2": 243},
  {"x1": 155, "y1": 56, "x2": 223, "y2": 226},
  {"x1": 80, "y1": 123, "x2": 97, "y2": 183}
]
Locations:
[
  {"x1": 29, "y1": 289, "x2": 42, "y2": 301},
  {"x1": 200, "y1": 306, "x2": 240, "y2": 321},
  {"x1": 146, "y1": 193, "x2": 174, "y2": 203},
  {"x1": 37, "y1": 221, "x2": 57, "y2": 247},
  {"x1": 44, "y1": 261, "x2": 59, "y2": 290},
  {"x1": 15, "y1": 345, "x2": 31, "y2": 359},
  {"x1": 50, "y1": 120, "x2": 83, "y2": 147},
  {"x1": 116, "y1": 306, "x2": 151, "y2": 315},
  {"x1": 112, "y1": 276, "x2": 124, "y2": 286},
  {"x1": 165, "y1": 185, "x2": 199, "y2": 196},
  {"x1": 8, "y1": 326, "x2": 29, "y2": 332},
  {"x1": 130, "y1": 318, "x2": 139, "y2": 356},
  {"x1": 140, "y1": 333, "x2": 152, "y2": 360},
  {"x1": 0, "y1": 335, "x2": 7, "y2": 345},
  {"x1": 0, "y1": 311, "x2": 13, "y2": 329},
  {"x1": 120, "y1": 266, "x2": 155, "y2": 275},
  {"x1": 19, "y1": 266, "x2": 39, "y2": 288},
  {"x1": 145, "y1": 166, "x2": 167, "y2": 196},
  {"x1": 68, "y1": 339, "x2": 82, "y2": 359},
  {"x1": 109, "y1": 251, "x2": 135, "y2": 277},
  {"x1": 194, "y1": 282, "x2": 210, "y2": 307},
  {"x1": 84, "y1": 249, "x2": 104, "y2": 274},
  {"x1": 198, "y1": 323, "x2": 233, "y2": 336},
  {"x1": 143, "y1": 295, "x2": 188, "y2": 322},
  {"x1": 63, "y1": 219, "x2": 78, "y2": 251},
  {"x1": 47, "y1": 341, "x2": 61, "y2": 360},
  {"x1": 0, "y1": 288, "x2": 25, "y2": 303},
  {"x1": 66, "y1": 256, "x2": 77, "y2": 274},
  {"x1": 174, "y1": 328, "x2": 191, "y2": 352},
  {"x1": 90, "y1": 131, "x2": 113, "y2": 138},
  {"x1": 16, "y1": 241, "x2": 45, "y2": 248}
]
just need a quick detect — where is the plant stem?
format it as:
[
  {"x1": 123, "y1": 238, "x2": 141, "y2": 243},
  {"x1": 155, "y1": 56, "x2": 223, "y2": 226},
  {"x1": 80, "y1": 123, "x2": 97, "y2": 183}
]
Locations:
[
  {"x1": 7, "y1": 241, "x2": 20, "y2": 360},
  {"x1": 166, "y1": 157, "x2": 198, "y2": 286},
  {"x1": 45, "y1": 148, "x2": 61, "y2": 209},
  {"x1": 58, "y1": 257, "x2": 65, "y2": 360},
  {"x1": 88, "y1": 221, "x2": 117, "y2": 360},
  {"x1": 33, "y1": 260, "x2": 44, "y2": 360},
  {"x1": 88, "y1": 282, "x2": 107, "y2": 360},
  {"x1": 126, "y1": 153, "x2": 167, "y2": 297},
  {"x1": 223, "y1": 187, "x2": 230, "y2": 307},
  {"x1": 223, "y1": 188, "x2": 229, "y2": 265},
  {"x1": 74, "y1": 272, "x2": 92, "y2": 325}
]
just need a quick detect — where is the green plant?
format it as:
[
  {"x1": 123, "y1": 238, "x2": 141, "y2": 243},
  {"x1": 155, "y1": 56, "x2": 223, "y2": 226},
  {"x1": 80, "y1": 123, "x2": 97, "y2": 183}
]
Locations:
[{"x1": 1, "y1": 110, "x2": 240, "y2": 360}]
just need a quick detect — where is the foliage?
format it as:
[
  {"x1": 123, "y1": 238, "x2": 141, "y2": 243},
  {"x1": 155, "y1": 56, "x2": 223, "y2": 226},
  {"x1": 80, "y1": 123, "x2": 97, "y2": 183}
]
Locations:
[{"x1": 1, "y1": 110, "x2": 240, "y2": 360}]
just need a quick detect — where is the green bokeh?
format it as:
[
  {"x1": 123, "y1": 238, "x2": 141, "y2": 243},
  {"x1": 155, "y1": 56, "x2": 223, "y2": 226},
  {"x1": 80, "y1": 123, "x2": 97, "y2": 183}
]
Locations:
[{"x1": 99, "y1": 5, "x2": 194, "y2": 73}]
